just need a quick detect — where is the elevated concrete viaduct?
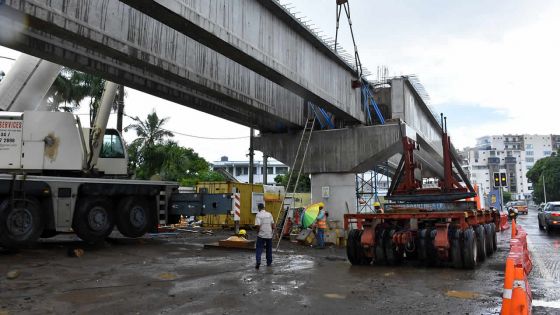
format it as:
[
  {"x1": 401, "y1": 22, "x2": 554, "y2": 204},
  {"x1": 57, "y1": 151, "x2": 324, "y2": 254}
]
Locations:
[{"x1": 0, "y1": 1, "x2": 455, "y2": 222}]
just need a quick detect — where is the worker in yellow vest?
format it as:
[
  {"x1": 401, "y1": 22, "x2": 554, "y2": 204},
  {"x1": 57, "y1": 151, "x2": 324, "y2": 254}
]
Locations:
[{"x1": 315, "y1": 206, "x2": 328, "y2": 249}]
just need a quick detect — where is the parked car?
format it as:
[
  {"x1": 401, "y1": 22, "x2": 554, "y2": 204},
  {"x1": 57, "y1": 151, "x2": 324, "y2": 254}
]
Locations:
[
  {"x1": 506, "y1": 200, "x2": 528, "y2": 215},
  {"x1": 538, "y1": 201, "x2": 560, "y2": 233}
]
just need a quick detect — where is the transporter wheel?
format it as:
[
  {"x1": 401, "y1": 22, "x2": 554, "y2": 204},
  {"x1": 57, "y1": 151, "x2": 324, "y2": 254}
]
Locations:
[
  {"x1": 484, "y1": 224, "x2": 494, "y2": 255},
  {"x1": 417, "y1": 229, "x2": 427, "y2": 263},
  {"x1": 0, "y1": 198, "x2": 44, "y2": 247},
  {"x1": 374, "y1": 228, "x2": 387, "y2": 265},
  {"x1": 346, "y1": 229, "x2": 361, "y2": 265},
  {"x1": 426, "y1": 229, "x2": 438, "y2": 267},
  {"x1": 462, "y1": 228, "x2": 477, "y2": 269},
  {"x1": 73, "y1": 197, "x2": 115, "y2": 243},
  {"x1": 451, "y1": 230, "x2": 463, "y2": 269},
  {"x1": 490, "y1": 223, "x2": 497, "y2": 252},
  {"x1": 116, "y1": 196, "x2": 152, "y2": 238},
  {"x1": 475, "y1": 225, "x2": 487, "y2": 262},
  {"x1": 384, "y1": 229, "x2": 402, "y2": 265}
]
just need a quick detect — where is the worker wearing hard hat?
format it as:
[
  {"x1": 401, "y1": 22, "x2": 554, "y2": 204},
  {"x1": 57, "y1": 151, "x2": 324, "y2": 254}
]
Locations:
[
  {"x1": 314, "y1": 206, "x2": 328, "y2": 249},
  {"x1": 237, "y1": 229, "x2": 247, "y2": 239},
  {"x1": 374, "y1": 202, "x2": 384, "y2": 213}
]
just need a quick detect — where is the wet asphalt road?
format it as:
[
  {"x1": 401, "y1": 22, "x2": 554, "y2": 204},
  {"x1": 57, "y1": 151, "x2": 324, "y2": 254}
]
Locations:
[
  {"x1": 519, "y1": 205, "x2": 560, "y2": 314},
  {"x1": 0, "y1": 213, "x2": 555, "y2": 315}
]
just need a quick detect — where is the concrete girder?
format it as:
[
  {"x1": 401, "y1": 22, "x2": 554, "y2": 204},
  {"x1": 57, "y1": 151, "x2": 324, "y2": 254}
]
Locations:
[
  {"x1": 0, "y1": 0, "x2": 317, "y2": 131},
  {"x1": 254, "y1": 122, "x2": 446, "y2": 179},
  {"x1": 120, "y1": 0, "x2": 363, "y2": 124}
]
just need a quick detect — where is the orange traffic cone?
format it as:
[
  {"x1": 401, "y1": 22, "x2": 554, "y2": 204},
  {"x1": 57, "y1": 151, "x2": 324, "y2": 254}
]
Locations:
[
  {"x1": 511, "y1": 265, "x2": 530, "y2": 314},
  {"x1": 501, "y1": 257, "x2": 515, "y2": 314}
]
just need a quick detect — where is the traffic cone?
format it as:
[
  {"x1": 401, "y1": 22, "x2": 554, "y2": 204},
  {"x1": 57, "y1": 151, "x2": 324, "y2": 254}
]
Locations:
[
  {"x1": 511, "y1": 219, "x2": 517, "y2": 238},
  {"x1": 501, "y1": 257, "x2": 515, "y2": 314},
  {"x1": 511, "y1": 265, "x2": 530, "y2": 315}
]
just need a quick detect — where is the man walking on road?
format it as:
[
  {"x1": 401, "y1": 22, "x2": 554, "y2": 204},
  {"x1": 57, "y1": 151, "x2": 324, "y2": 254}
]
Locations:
[{"x1": 255, "y1": 203, "x2": 275, "y2": 269}]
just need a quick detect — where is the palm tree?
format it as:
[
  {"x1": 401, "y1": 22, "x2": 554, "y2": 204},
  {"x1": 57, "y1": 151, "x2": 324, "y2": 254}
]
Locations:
[{"x1": 125, "y1": 110, "x2": 174, "y2": 148}]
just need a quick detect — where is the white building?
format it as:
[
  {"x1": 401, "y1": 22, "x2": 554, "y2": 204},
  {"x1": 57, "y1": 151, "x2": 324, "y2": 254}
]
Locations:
[
  {"x1": 461, "y1": 134, "x2": 558, "y2": 200},
  {"x1": 212, "y1": 156, "x2": 289, "y2": 184}
]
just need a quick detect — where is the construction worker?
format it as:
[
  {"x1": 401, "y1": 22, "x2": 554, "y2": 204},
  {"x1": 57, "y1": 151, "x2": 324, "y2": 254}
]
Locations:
[
  {"x1": 255, "y1": 203, "x2": 275, "y2": 269},
  {"x1": 374, "y1": 201, "x2": 384, "y2": 213},
  {"x1": 315, "y1": 206, "x2": 327, "y2": 249}
]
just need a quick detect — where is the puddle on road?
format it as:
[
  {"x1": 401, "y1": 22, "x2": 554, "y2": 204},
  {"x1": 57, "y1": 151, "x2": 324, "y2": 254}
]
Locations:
[
  {"x1": 446, "y1": 290, "x2": 480, "y2": 299},
  {"x1": 324, "y1": 293, "x2": 346, "y2": 299},
  {"x1": 533, "y1": 300, "x2": 560, "y2": 309}
]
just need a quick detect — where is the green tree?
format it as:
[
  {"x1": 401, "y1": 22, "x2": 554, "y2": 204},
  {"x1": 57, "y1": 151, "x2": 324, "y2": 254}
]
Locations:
[
  {"x1": 124, "y1": 110, "x2": 174, "y2": 148},
  {"x1": 125, "y1": 112, "x2": 223, "y2": 185},
  {"x1": 274, "y1": 171, "x2": 311, "y2": 192},
  {"x1": 502, "y1": 191, "x2": 513, "y2": 204},
  {"x1": 526, "y1": 154, "x2": 560, "y2": 203}
]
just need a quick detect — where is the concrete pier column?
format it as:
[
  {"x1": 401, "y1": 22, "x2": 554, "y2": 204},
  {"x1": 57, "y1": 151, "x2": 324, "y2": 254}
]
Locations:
[{"x1": 311, "y1": 173, "x2": 357, "y2": 223}]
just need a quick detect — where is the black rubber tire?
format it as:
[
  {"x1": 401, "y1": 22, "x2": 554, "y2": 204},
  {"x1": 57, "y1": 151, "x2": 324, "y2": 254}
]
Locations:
[
  {"x1": 451, "y1": 230, "x2": 463, "y2": 269},
  {"x1": 384, "y1": 229, "x2": 402, "y2": 265},
  {"x1": 417, "y1": 229, "x2": 427, "y2": 263},
  {"x1": 116, "y1": 196, "x2": 152, "y2": 238},
  {"x1": 484, "y1": 224, "x2": 494, "y2": 255},
  {"x1": 462, "y1": 228, "x2": 477, "y2": 269},
  {"x1": 346, "y1": 229, "x2": 361, "y2": 265},
  {"x1": 475, "y1": 225, "x2": 486, "y2": 262},
  {"x1": 425, "y1": 229, "x2": 438, "y2": 267},
  {"x1": 374, "y1": 228, "x2": 387, "y2": 265},
  {"x1": 72, "y1": 197, "x2": 115, "y2": 243},
  {"x1": 0, "y1": 198, "x2": 44, "y2": 247},
  {"x1": 490, "y1": 223, "x2": 497, "y2": 252},
  {"x1": 538, "y1": 220, "x2": 544, "y2": 230}
]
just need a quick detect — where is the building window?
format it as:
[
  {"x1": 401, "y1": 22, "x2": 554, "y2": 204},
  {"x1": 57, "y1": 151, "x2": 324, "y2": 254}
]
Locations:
[
  {"x1": 526, "y1": 151, "x2": 533, "y2": 156},
  {"x1": 525, "y1": 157, "x2": 534, "y2": 163},
  {"x1": 267, "y1": 167, "x2": 274, "y2": 174},
  {"x1": 276, "y1": 167, "x2": 288, "y2": 175},
  {"x1": 544, "y1": 151, "x2": 552, "y2": 156},
  {"x1": 253, "y1": 167, "x2": 258, "y2": 174},
  {"x1": 525, "y1": 144, "x2": 533, "y2": 150}
]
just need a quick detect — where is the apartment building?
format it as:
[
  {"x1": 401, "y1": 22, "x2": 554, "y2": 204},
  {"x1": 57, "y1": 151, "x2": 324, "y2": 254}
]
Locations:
[
  {"x1": 461, "y1": 134, "x2": 558, "y2": 200},
  {"x1": 212, "y1": 156, "x2": 289, "y2": 184}
]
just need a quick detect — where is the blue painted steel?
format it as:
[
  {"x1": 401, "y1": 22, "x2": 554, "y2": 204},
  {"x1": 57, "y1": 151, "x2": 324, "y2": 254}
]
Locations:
[
  {"x1": 361, "y1": 82, "x2": 385, "y2": 125},
  {"x1": 308, "y1": 101, "x2": 334, "y2": 129}
]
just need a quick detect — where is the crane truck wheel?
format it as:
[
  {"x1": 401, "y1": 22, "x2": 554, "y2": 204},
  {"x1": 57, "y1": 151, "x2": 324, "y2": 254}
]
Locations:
[
  {"x1": 483, "y1": 224, "x2": 493, "y2": 255},
  {"x1": 72, "y1": 197, "x2": 115, "y2": 243},
  {"x1": 346, "y1": 229, "x2": 361, "y2": 265},
  {"x1": 451, "y1": 230, "x2": 463, "y2": 269},
  {"x1": 0, "y1": 198, "x2": 44, "y2": 247},
  {"x1": 475, "y1": 225, "x2": 487, "y2": 262},
  {"x1": 462, "y1": 228, "x2": 477, "y2": 269},
  {"x1": 116, "y1": 196, "x2": 152, "y2": 238}
]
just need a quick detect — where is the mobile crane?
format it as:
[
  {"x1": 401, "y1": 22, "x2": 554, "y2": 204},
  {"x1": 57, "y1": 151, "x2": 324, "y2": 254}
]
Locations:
[
  {"x1": 345, "y1": 118, "x2": 500, "y2": 269},
  {"x1": 0, "y1": 55, "x2": 230, "y2": 247}
]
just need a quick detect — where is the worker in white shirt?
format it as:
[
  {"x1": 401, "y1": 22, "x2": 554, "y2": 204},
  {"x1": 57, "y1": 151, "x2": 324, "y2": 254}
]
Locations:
[{"x1": 254, "y1": 203, "x2": 275, "y2": 269}]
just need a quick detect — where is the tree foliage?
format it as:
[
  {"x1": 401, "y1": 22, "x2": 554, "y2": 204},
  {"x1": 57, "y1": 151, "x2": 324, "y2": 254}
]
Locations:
[
  {"x1": 502, "y1": 191, "x2": 513, "y2": 204},
  {"x1": 526, "y1": 151, "x2": 560, "y2": 203},
  {"x1": 126, "y1": 111, "x2": 224, "y2": 185},
  {"x1": 274, "y1": 171, "x2": 311, "y2": 192}
]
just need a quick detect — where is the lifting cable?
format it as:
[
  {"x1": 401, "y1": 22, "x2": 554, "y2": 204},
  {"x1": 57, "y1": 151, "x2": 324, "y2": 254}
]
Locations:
[{"x1": 334, "y1": 0, "x2": 385, "y2": 125}]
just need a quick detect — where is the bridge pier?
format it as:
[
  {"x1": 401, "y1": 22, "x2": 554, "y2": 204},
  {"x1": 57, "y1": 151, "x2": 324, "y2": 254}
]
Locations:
[{"x1": 310, "y1": 173, "x2": 357, "y2": 223}]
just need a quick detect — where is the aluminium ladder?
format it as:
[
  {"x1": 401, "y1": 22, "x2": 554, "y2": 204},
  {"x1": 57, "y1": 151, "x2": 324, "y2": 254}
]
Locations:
[{"x1": 274, "y1": 115, "x2": 316, "y2": 250}]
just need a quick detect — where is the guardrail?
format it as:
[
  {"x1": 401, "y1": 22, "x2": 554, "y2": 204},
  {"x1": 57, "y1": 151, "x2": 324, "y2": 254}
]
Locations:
[{"x1": 501, "y1": 220, "x2": 532, "y2": 314}]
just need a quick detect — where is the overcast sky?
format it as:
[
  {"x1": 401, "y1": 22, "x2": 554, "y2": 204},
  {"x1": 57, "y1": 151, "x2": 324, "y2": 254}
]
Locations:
[{"x1": 1, "y1": 0, "x2": 560, "y2": 162}]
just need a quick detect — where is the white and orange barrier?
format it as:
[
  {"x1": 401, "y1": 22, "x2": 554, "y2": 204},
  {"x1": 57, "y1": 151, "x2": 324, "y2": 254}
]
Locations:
[{"x1": 501, "y1": 221, "x2": 532, "y2": 315}]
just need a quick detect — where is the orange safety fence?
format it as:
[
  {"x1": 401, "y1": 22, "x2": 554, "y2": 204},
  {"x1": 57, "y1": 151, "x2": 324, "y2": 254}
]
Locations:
[
  {"x1": 500, "y1": 212, "x2": 510, "y2": 231},
  {"x1": 501, "y1": 220, "x2": 532, "y2": 315}
]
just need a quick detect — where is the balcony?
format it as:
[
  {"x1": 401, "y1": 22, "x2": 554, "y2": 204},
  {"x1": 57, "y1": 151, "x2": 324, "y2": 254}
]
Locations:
[{"x1": 487, "y1": 157, "x2": 500, "y2": 165}]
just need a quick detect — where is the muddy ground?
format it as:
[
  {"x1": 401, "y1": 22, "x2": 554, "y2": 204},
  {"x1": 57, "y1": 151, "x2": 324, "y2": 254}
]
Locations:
[{"x1": 0, "y1": 209, "x2": 555, "y2": 315}]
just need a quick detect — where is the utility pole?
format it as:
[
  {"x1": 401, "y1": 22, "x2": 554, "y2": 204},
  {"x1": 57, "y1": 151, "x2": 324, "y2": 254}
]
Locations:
[
  {"x1": 248, "y1": 128, "x2": 254, "y2": 184},
  {"x1": 543, "y1": 174, "x2": 547, "y2": 203},
  {"x1": 263, "y1": 153, "x2": 268, "y2": 185}
]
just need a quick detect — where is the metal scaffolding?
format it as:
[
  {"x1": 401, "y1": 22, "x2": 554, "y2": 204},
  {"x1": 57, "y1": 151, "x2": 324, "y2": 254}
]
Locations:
[{"x1": 356, "y1": 162, "x2": 391, "y2": 213}]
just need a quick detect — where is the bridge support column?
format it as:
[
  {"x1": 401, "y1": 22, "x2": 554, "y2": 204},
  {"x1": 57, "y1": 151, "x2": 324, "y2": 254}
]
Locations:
[{"x1": 311, "y1": 173, "x2": 357, "y2": 223}]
